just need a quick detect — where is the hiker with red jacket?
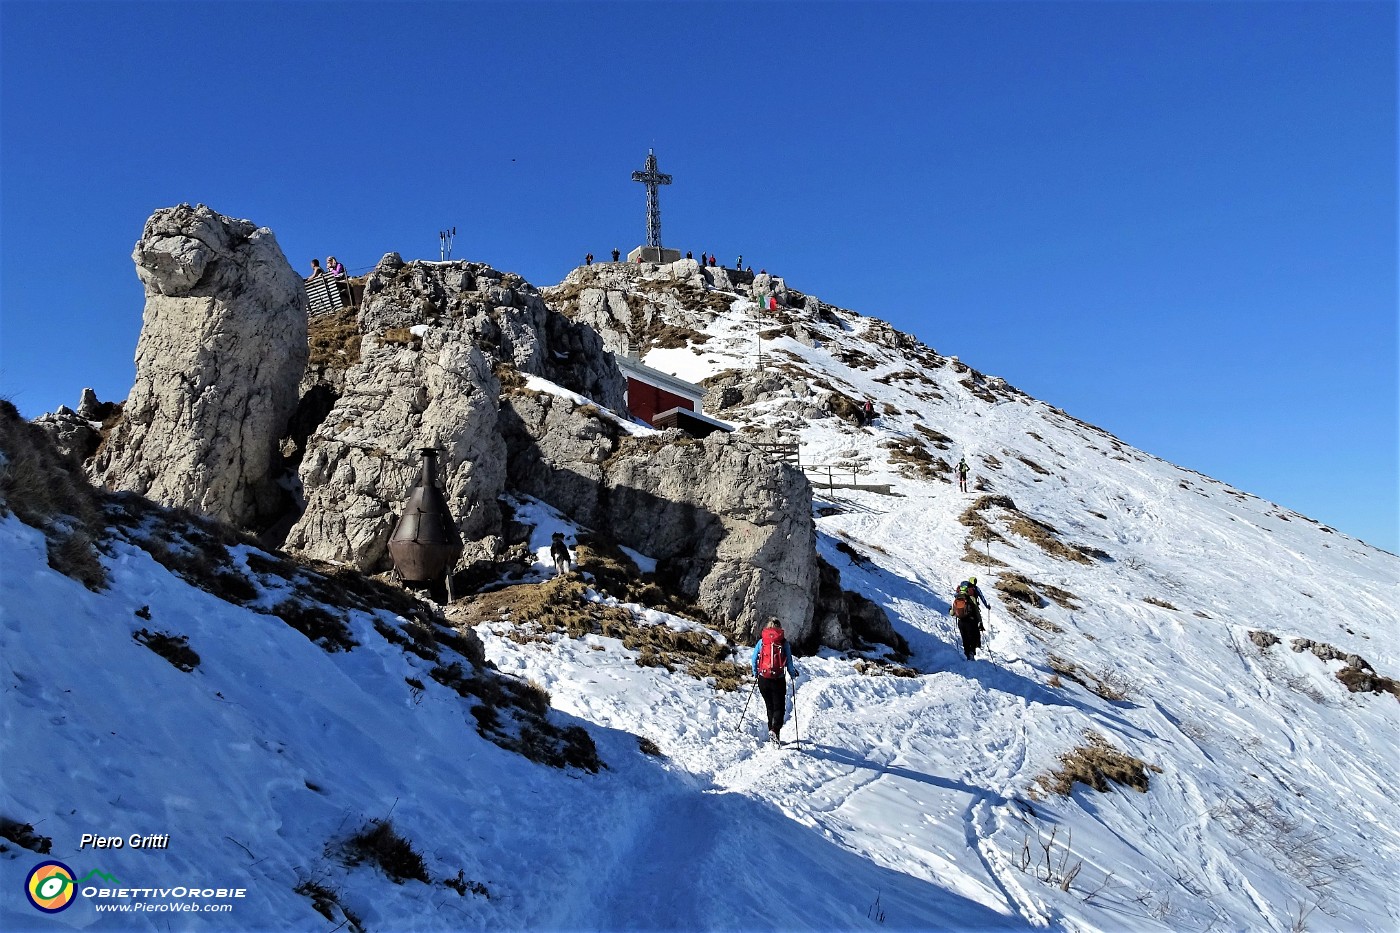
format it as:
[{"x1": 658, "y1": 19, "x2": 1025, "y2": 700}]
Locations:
[
  {"x1": 751, "y1": 618, "x2": 798, "y2": 744},
  {"x1": 951, "y1": 577, "x2": 991, "y2": 660}
]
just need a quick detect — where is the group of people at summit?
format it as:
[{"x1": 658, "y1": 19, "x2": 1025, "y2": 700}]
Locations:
[{"x1": 305, "y1": 256, "x2": 346, "y2": 281}]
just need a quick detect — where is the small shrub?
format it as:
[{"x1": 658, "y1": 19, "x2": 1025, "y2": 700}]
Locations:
[
  {"x1": 1035, "y1": 732, "x2": 1161, "y2": 797},
  {"x1": 1092, "y1": 668, "x2": 1135, "y2": 702},
  {"x1": 47, "y1": 528, "x2": 106, "y2": 591},
  {"x1": 346, "y1": 820, "x2": 429, "y2": 884},
  {"x1": 638, "y1": 736, "x2": 663, "y2": 756},
  {"x1": 294, "y1": 880, "x2": 365, "y2": 933},
  {"x1": 133, "y1": 629, "x2": 201, "y2": 672},
  {"x1": 443, "y1": 870, "x2": 490, "y2": 898},
  {"x1": 272, "y1": 600, "x2": 357, "y2": 652}
]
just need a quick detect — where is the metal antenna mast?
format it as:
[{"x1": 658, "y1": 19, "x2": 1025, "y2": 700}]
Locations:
[{"x1": 631, "y1": 150, "x2": 672, "y2": 249}]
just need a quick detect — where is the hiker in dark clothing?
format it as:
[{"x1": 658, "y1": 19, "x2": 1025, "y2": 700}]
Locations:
[
  {"x1": 612, "y1": 248, "x2": 621, "y2": 262},
  {"x1": 956, "y1": 456, "x2": 970, "y2": 493},
  {"x1": 951, "y1": 577, "x2": 991, "y2": 660},
  {"x1": 751, "y1": 618, "x2": 798, "y2": 743},
  {"x1": 863, "y1": 399, "x2": 875, "y2": 424}
]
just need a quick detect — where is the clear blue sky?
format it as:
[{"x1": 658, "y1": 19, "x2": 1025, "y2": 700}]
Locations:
[{"x1": 2, "y1": 2, "x2": 1395, "y2": 552}]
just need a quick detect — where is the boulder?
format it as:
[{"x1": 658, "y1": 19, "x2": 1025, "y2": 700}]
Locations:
[
  {"x1": 91, "y1": 204, "x2": 307, "y2": 530},
  {"x1": 501, "y1": 392, "x2": 818, "y2": 645},
  {"x1": 32, "y1": 405, "x2": 101, "y2": 467},
  {"x1": 284, "y1": 257, "x2": 626, "y2": 574}
]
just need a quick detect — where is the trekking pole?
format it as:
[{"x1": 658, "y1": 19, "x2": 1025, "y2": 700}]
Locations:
[
  {"x1": 789, "y1": 678, "x2": 801, "y2": 750},
  {"x1": 738, "y1": 678, "x2": 756, "y2": 731}
]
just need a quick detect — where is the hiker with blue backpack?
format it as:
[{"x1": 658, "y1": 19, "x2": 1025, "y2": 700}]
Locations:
[
  {"x1": 752, "y1": 618, "x2": 798, "y2": 744},
  {"x1": 951, "y1": 577, "x2": 990, "y2": 660}
]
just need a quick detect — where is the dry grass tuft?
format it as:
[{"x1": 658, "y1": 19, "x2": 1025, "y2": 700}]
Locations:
[
  {"x1": 306, "y1": 302, "x2": 363, "y2": 371},
  {"x1": 376, "y1": 326, "x2": 421, "y2": 349},
  {"x1": 272, "y1": 599, "x2": 357, "y2": 653},
  {"x1": 133, "y1": 628, "x2": 201, "y2": 672},
  {"x1": 459, "y1": 573, "x2": 744, "y2": 690},
  {"x1": 881, "y1": 439, "x2": 949, "y2": 482},
  {"x1": 912, "y1": 424, "x2": 955, "y2": 449},
  {"x1": 345, "y1": 820, "x2": 429, "y2": 884},
  {"x1": 1143, "y1": 596, "x2": 1178, "y2": 611},
  {"x1": 959, "y1": 493, "x2": 1107, "y2": 565},
  {"x1": 1035, "y1": 732, "x2": 1161, "y2": 797},
  {"x1": 442, "y1": 870, "x2": 490, "y2": 898},
  {"x1": 494, "y1": 361, "x2": 527, "y2": 392},
  {"x1": 1045, "y1": 654, "x2": 1135, "y2": 701},
  {"x1": 0, "y1": 400, "x2": 108, "y2": 590},
  {"x1": 429, "y1": 659, "x2": 602, "y2": 771},
  {"x1": 294, "y1": 880, "x2": 365, "y2": 933}
]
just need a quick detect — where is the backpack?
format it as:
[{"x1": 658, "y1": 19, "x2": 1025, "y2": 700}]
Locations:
[
  {"x1": 757, "y1": 627, "x2": 787, "y2": 679},
  {"x1": 951, "y1": 582, "x2": 973, "y2": 619}
]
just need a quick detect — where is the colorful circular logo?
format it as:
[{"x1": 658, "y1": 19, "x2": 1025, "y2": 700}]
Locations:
[{"x1": 25, "y1": 860, "x2": 76, "y2": 913}]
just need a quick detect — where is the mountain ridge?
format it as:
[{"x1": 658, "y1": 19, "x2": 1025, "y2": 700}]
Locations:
[{"x1": 3, "y1": 242, "x2": 1396, "y2": 932}]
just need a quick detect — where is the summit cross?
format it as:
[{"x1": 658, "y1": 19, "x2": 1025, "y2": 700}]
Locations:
[{"x1": 631, "y1": 149, "x2": 672, "y2": 250}]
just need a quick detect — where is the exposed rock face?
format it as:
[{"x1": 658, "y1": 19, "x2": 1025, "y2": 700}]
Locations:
[
  {"x1": 284, "y1": 256, "x2": 626, "y2": 573},
  {"x1": 32, "y1": 388, "x2": 115, "y2": 466},
  {"x1": 91, "y1": 205, "x2": 307, "y2": 529},
  {"x1": 500, "y1": 390, "x2": 818, "y2": 645},
  {"x1": 814, "y1": 557, "x2": 906, "y2": 656}
]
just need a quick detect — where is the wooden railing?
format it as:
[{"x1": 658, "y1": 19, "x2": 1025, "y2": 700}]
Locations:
[{"x1": 306, "y1": 275, "x2": 350, "y2": 317}]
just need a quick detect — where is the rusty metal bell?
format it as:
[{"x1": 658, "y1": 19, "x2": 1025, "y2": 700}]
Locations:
[{"x1": 387, "y1": 448, "x2": 464, "y2": 583}]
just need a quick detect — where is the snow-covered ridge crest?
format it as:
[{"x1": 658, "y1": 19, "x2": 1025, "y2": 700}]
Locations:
[{"x1": 5, "y1": 246, "x2": 1396, "y2": 932}]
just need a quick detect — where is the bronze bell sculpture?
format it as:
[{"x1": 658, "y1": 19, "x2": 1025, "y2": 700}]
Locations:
[{"x1": 387, "y1": 448, "x2": 464, "y2": 584}]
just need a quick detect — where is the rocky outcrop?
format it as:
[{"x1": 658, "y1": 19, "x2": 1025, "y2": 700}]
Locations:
[
  {"x1": 284, "y1": 256, "x2": 626, "y2": 573},
  {"x1": 501, "y1": 390, "x2": 818, "y2": 645},
  {"x1": 814, "y1": 557, "x2": 906, "y2": 656},
  {"x1": 90, "y1": 205, "x2": 306, "y2": 530}
]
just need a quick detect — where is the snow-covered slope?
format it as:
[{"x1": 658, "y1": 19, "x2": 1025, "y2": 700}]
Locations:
[{"x1": 3, "y1": 265, "x2": 1396, "y2": 932}]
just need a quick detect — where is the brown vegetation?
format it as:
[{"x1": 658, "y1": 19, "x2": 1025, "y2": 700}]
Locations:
[
  {"x1": 346, "y1": 819, "x2": 429, "y2": 884},
  {"x1": 0, "y1": 400, "x2": 107, "y2": 589},
  {"x1": 133, "y1": 628, "x2": 201, "y2": 672},
  {"x1": 1035, "y1": 732, "x2": 1161, "y2": 797},
  {"x1": 306, "y1": 302, "x2": 363, "y2": 372},
  {"x1": 457, "y1": 576, "x2": 744, "y2": 691},
  {"x1": 912, "y1": 424, "x2": 955, "y2": 449}
]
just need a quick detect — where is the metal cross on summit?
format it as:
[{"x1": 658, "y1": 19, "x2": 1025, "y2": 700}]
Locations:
[{"x1": 631, "y1": 149, "x2": 672, "y2": 250}]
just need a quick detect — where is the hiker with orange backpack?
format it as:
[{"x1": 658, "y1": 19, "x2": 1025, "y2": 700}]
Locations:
[
  {"x1": 951, "y1": 577, "x2": 990, "y2": 660},
  {"x1": 751, "y1": 618, "x2": 798, "y2": 744}
]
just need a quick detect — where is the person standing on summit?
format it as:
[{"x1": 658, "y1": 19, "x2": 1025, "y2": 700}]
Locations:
[{"x1": 752, "y1": 618, "x2": 798, "y2": 744}]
